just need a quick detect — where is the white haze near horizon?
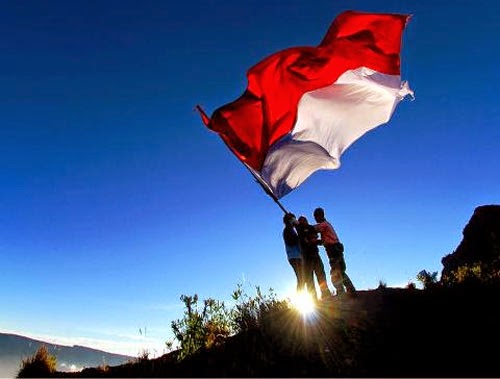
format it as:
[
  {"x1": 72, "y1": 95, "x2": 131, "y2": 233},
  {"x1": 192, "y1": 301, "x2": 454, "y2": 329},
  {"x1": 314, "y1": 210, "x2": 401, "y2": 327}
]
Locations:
[
  {"x1": 0, "y1": 359, "x2": 84, "y2": 379},
  {"x1": 1, "y1": 328, "x2": 168, "y2": 358},
  {"x1": 0, "y1": 357, "x2": 20, "y2": 379}
]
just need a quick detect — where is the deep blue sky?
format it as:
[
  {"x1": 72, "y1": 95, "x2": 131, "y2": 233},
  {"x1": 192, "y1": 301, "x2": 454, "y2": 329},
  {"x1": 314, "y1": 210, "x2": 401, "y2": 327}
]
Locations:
[{"x1": 1, "y1": 0, "x2": 499, "y2": 356}]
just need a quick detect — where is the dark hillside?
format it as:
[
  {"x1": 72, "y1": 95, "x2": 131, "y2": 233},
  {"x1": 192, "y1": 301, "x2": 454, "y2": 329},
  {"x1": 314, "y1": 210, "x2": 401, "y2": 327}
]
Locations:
[{"x1": 66, "y1": 284, "x2": 500, "y2": 378}]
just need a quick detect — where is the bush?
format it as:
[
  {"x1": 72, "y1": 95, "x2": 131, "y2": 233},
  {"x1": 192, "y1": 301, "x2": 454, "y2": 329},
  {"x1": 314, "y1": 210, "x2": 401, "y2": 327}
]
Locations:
[
  {"x1": 377, "y1": 280, "x2": 387, "y2": 289},
  {"x1": 416, "y1": 270, "x2": 438, "y2": 289},
  {"x1": 18, "y1": 345, "x2": 57, "y2": 378},
  {"x1": 170, "y1": 294, "x2": 232, "y2": 360},
  {"x1": 406, "y1": 281, "x2": 416, "y2": 290},
  {"x1": 169, "y1": 283, "x2": 288, "y2": 361},
  {"x1": 230, "y1": 283, "x2": 285, "y2": 333},
  {"x1": 442, "y1": 260, "x2": 500, "y2": 286}
]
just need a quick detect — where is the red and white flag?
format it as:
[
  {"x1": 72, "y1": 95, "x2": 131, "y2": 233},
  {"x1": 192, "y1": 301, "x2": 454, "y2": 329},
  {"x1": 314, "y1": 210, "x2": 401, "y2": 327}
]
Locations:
[{"x1": 199, "y1": 10, "x2": 413, "y2": 199}]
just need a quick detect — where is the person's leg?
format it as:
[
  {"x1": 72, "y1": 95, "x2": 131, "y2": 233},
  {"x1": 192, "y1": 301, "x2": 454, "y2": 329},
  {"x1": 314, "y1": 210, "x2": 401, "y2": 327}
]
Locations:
[
  {"x1": 338, "y1": 253, "x2": 356, "y2": 294},
  {"x1": 302, "y1": 258, "x2": 317, "y2": 299},
  {"x1": 289, "y1": 258, "x2": 303, "y2": 291},
  {"x1": 342, "y1": 272, "x2": 356, "y2": 294},
  {"x1": 329, "y1": 260, "x2": 345, "y2": 295},
  {"x1": 312, "y1": 255, "x2": 331, "y2": 299},
  {"x1": 325, "y1": 245, "x2": 345, "y2": 295}
]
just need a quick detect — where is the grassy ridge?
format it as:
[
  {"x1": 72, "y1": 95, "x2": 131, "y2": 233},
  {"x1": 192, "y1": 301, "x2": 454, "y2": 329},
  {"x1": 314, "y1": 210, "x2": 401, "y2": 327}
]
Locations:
[{"x1": 53, "y1": 282, "x2": 500, "y2": 377}]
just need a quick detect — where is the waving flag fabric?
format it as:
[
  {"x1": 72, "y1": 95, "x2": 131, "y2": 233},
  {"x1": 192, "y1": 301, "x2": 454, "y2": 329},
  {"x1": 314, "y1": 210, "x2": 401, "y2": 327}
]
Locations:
[{"x1": 199, "y1": 10, "x2": 413, "y2": 199}]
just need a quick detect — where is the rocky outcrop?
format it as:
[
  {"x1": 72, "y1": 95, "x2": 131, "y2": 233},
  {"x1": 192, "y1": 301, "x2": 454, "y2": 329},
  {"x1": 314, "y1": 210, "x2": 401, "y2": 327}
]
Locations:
[{"x1": 441, "y1": 205, "x2": 500, "y2": 282}]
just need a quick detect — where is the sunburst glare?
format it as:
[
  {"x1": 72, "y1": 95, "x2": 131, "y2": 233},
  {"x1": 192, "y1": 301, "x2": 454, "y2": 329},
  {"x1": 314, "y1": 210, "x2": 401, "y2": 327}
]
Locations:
[{"x1": 290, "y1": 290, "x2": 316, "y2": 316}]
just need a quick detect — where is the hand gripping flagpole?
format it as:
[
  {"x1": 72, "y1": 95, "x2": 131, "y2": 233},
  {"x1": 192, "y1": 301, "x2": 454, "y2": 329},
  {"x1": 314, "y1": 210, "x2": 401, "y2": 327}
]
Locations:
[{"x1": 196, "y1": 105, "x2": 289, "y2": 215}]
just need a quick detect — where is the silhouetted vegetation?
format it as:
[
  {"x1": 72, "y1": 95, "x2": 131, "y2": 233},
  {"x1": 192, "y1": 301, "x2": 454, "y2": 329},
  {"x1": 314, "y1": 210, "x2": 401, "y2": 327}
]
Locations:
[
  {"x1": 169, "y1": 294, "x2": 232, "y2": 360},
  {"x1": 416, "y1": 269, "x2": 438, "y2": 289},
  {"x1": 167, "y1": 284, "x2": 287, "y2": 361},
  {"x1": 18, "y1": 345, "x2": 57, "y2": 378}
]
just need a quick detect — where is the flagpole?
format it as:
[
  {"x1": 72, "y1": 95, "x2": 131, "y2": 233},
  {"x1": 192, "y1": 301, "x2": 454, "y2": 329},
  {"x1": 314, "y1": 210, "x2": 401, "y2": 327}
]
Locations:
[
  {"x1": 242, "y1": 164, "x2": 289, "y2": 215},
  {"x1": 263, "y1": 186, "x2": 289, "y2": 214},
  {"x1": 196, "y1": 104, "x2": 289, "y2": 215}
]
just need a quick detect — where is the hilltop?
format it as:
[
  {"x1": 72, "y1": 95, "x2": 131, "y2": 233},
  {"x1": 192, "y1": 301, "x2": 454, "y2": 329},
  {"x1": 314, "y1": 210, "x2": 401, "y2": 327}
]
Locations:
[
  {"x1": 21, "y1": 204, "x2": 500, "y2": 377},
  {"x1": 61, "y1": 283, "x2": 500, "y2": 377}
]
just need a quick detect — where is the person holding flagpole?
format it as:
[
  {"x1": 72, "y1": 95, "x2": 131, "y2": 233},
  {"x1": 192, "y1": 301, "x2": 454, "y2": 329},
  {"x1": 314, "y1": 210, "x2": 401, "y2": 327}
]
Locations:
[{"x1": 282, "y1": 212, "x2": 304, "y2": 292}]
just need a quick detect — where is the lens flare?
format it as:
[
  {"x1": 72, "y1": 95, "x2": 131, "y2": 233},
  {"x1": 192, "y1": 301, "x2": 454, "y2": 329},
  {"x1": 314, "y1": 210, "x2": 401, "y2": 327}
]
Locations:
[{"x1": 291, "y1": 290, "x2": 316, "y2": 316}]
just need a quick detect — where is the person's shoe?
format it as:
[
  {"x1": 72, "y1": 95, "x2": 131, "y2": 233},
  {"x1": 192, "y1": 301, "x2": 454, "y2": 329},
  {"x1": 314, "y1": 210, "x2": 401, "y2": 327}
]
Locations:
[{"x1": 334, "y1": 292, "x2": 346, "y2": 301}]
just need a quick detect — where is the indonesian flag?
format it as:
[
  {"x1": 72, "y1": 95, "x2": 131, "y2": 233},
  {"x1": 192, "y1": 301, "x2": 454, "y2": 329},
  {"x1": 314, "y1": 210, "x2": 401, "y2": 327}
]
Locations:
[{"x1": 199, "y1": 10, "x2": 413, "y2": 199}]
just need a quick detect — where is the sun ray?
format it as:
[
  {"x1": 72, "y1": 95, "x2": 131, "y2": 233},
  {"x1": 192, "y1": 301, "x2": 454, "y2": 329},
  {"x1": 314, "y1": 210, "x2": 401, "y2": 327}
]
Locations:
[{"x1": 290, "y1": 290, "x2": 316, "y2": 317}]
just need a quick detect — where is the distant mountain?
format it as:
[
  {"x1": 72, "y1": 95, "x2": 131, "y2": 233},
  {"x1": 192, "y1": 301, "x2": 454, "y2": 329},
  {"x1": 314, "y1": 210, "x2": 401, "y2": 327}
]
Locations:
[{"x1": 0, "y1": 333, "x2": 133, "y2": 378}]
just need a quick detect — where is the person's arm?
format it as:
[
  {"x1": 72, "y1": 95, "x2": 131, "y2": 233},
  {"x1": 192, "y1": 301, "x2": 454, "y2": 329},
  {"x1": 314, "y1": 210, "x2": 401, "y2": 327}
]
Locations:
[
  {"x1": 313, "y1": 223, "x2": 324, "y2": 244},
  {"x1": 305, "y1": 231, "x2": 321, "y2": 246}
]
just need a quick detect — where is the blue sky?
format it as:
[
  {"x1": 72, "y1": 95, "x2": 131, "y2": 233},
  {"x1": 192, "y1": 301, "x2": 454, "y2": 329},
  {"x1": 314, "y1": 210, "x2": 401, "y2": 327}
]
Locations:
[{"x1": 1, "y1": 0, "x2": 499, "y2": 356}]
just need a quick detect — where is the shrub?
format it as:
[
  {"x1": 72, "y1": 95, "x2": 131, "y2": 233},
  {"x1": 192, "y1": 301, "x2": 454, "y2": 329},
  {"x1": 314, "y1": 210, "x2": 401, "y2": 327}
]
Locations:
[
  {"x1": 17, "y1": 345, "x2": 57, "y2": 378},
  {"x1": 137, "y1": 348, "x2": 150, "y2": 363},
  {"x1": 169, "y1": 283, "x2": 288, "y2": 361},
  {"x1": 416, "y1": 270, "x2": 438, "y2": 289},
  {"x1": 230, "y1": 283, "x2": 285, "y2": 333},
  {"x1": 406, "y1": 281, "x2": 417, "y2": 290},
  {"x1": 442, "y1": 261, "x2": 500, "y2": 285},
  {"x1": 170, "y1": 294, "x2": 232, "y2": 360}
]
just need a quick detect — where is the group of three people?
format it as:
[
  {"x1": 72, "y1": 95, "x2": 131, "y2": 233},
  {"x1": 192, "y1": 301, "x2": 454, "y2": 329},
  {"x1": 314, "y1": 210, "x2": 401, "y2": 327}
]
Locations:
[{"x1": 283, "y1": 207, "x2": 356, "y2": 301}]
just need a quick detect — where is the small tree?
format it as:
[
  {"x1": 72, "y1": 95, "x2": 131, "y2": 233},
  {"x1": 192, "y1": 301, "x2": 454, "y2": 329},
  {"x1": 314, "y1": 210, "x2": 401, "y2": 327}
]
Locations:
[
  {"x1": 416, "y1": 269, "x2": 438, "y2": 289},
  {"x1": 18, "y1": 345, "x2": 57, "y2": 378}
]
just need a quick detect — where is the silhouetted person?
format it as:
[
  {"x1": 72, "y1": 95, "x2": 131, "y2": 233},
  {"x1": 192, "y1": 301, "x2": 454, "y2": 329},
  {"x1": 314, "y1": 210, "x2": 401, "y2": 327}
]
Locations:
[
  {"x1": 282, "y1": 213, "x2": 304, "y2": 291},
  {"x1": 296, "y1": 216, "x2": 332, "y2": 301},
  {"x1": 313, "y1": 207, "x2": 356, "y2": 297}
]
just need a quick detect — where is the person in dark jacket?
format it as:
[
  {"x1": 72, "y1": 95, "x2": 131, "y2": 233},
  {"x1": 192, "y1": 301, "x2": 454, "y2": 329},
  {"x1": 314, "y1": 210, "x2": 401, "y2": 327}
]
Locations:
[
  {"x1": 282, "y1": 213, "x2": 303, "y2": 291},
  {"x1": 296, "y1": 216, "x2": 332, "y2": 301}
]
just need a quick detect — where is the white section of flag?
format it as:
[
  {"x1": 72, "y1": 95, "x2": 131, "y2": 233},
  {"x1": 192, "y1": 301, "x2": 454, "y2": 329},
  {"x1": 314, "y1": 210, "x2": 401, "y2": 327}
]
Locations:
[{"x1": 261, "y1": 67, "x2": 413, "y2": 198}]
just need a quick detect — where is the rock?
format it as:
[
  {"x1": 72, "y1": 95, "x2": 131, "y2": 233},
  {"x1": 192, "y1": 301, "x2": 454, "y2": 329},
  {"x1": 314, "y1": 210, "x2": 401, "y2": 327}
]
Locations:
[{"x1": 441, "y1": 205, "x2": 500, "y2": 282}]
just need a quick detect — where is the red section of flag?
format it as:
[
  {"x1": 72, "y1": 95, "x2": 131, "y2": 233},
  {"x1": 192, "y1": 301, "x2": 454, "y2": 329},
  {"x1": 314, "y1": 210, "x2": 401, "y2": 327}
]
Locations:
[
  {"x1": 195, "y1": 105, "x2": 211, "y2": 126},
  {"x1": 201, "y1": 11, "x2": 410, "y2": 171}
]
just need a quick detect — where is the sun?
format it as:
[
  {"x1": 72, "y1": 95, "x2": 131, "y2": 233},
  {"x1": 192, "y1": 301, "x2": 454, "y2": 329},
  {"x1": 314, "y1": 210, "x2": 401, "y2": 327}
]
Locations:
[{"x1": 290, "y1": 290, "x2": 316, "y2": 316}]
